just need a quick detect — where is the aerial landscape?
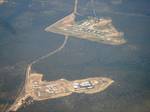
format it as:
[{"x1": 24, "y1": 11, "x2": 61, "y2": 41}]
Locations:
[
  {"x1": 0, "y1": 0, "x2": 150, "y2": 112},
  {"x1": 7, "y1": 0, "x2": 118, "y2": 111}
]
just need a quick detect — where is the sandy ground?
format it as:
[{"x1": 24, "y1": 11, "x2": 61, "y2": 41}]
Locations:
[{"x1": 0, "y1": 0, "x2": 6, "y2": 4}]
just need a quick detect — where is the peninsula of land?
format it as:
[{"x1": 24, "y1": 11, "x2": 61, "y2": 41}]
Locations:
[
  {"x1": 45, "y1": 0, "x2": 126, "y2": 45},
  {"x1": 7, "y1": 65, "x2": 114, "y2": 112}
]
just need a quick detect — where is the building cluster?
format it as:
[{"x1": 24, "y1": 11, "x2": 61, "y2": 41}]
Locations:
[
  {"x1": 67, "y1": 17, "x2": 121, "y2": 38},
  {"x1": 33, "y1": 83, "x2": 60, "y2": 97},
  {"x1": 73, "y1": 81, "x2": 94, "y2": 89},
  {"x1": 45, "y1": 84, "x2": 58, "y2": 94},
  {"x1": 61, "y1": 17, "x2": 125, "y2": 45}
]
